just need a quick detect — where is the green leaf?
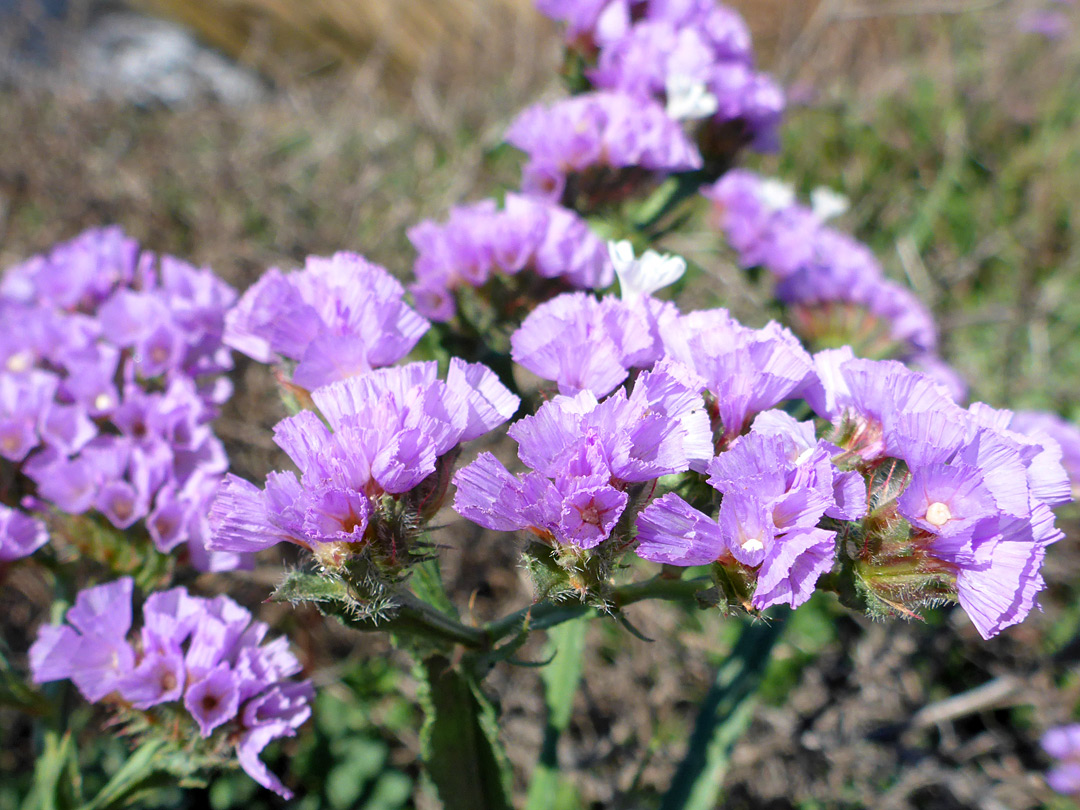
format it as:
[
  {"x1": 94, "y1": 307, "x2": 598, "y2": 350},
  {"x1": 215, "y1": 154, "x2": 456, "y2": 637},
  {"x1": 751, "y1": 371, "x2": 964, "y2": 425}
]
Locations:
[
  {"x1": 410, "y1": 557, "x2": 458, "y2": 618},
  {"x1": 524, "y1": 618, "x2": 587, "y2": 810},
  {"x1": 659, "y1": 617, "x2": 787, "y2": 810},
  {"x1": 81, "y1": 739, "x2": 169, "y2": 810},
  {"x1": 21, "y1": 730, "x2": 78, "y2": 810},
  {"x1": 417, "y1": 655, "x2": 512, "y2": 810}
]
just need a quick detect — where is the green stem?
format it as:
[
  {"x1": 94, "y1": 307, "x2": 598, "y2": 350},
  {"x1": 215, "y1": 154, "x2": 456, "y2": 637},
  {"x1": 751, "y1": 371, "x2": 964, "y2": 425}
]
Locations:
[
  {"x1": 483, "y1": 575, "x2": 712, "y2": 647},
  {"x1": 392, "y1": 593, "x2": 490, "y2": 649},
  {"x1": 659, "y1": 617, "x2": 787, "y2": 810}
]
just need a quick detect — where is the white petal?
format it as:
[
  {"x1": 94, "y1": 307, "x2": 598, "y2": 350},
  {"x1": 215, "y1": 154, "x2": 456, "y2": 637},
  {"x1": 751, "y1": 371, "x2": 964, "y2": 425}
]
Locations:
[
  {"x1": 608, "y1": 241, "x2": 686, "y2": 302},
  {"x1": 810, "y1": 186, "x2": 850, "y2": 221},
  {"x1": 757, "y1": 178, "x2": 796, "y2": 212},
  {"x1": 665, "y1": 75, "x2": 719, "y2": 121}
]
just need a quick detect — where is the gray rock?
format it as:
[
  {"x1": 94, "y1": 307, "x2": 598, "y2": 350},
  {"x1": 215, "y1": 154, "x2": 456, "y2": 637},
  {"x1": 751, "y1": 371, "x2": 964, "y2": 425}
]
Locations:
[{"x1": 74, "y1": 13, "x2": 265, "y2": 107}]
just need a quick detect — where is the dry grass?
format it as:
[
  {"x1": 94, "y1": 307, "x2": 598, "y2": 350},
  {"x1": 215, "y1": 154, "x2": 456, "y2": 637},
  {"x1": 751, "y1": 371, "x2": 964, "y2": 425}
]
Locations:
[{"x1": 125, "y1": 0, "x2": 556, "y2": 89}]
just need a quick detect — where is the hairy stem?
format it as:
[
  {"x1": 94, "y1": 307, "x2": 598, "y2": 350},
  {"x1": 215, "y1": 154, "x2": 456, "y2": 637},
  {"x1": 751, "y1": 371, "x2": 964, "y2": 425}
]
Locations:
[{"x1": 483, "y1": 575, "x2": 713, "y2": 648}]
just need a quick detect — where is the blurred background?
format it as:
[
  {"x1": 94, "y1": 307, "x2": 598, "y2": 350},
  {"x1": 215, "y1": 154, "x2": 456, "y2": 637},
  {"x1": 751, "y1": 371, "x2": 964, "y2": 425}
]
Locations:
[{"x1": 2, "y1": 1, "x2": 1080, "y2": 808}]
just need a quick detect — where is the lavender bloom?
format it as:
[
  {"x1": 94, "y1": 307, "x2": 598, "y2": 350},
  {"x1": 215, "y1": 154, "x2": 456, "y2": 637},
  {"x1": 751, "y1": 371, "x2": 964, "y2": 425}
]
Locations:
[
  {"x1": 536, "y1": 0, "x2": 628, "y2": 46},
  {"x1": 407, "y1": 194, "x2": 614, "y2": 322},
  {"x1": 29, "y1": 578, "x2": 135, "y2": 701},
  {"x1": 210, "y1": 361, "x2": 518, "y2": 560},
  {"x1": 588, "y1": 20, "x2": 719, "y2": 100},
  {"x1": 506, "y1": 91, "x2": 702, "y2": 202},
  {"x1": 225, "y1": 252, "x2": 429, "y2": 389},
  {"x1": 1020, "y1": 9, "x2": 1071, "y2": 39},
  {"x1": 0, "y1": 505, "x2": 49, "y2": 561},
  {"x1": 511, "y1": 291, "x2": 676, "y2": 397},
  {"x1": 804, "y1": 348, "x2": 963, "y2": 464},
  {"x1": 1044, "y1": 724, "x2": 1080, "y2": 795},
  {"x1": 454, "y1": 360, "x2": 710, "y2": 548},
  {"x1": 636, "y1": 419, "x2": 852, "y2": 610},
  {"x1": 30, "y1": 578, "x2": 312, "y2": 799},
  {"x1": 586, "y1": 13, "x2": 783, "y2": 150},
  {"x1": 185, "y1": 663, "x2": 241, "y2": 736},
  {"x1": 805, "y1": 351, "x2": 1068, "y2": 636},
  {"x1": 1, "y1": 226, "x2": 140, "y2": 310},
  {"x1": 0, "y1": 227, "x2": 241, "y2": 570},
  {"x1": 703, "y1": 170, "x2": 809, "y2": 271},
  {"x1": 0, "y1": 370, "x2": 59, "y2": 462},
  {"x1": 1009, "y1": 410, "x2": 1080, "y2": 497},
  {"x1": 511, "y1": 243, "x2": 684, "y2": 397},
  {"x1": 660, "y1": 309, "x2": 814, "y2": 444},
  {"x1": 704, "y1": 170, "x2": 943, "y2": 362},
  {"x1": 538, "y1": 0, "x2": 752, "y2": 57}
]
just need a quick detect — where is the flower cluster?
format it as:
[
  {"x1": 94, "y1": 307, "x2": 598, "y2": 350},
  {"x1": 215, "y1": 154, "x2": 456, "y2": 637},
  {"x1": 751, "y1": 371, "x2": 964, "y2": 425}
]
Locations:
[
  {"x1": 454, "y1": 358, "x2": 710, "y2": 551},
  {"x1": 702, "y1": 170, "x2": 958, "y2": 391},
  {"x1": 407, "y1": 194, "x2": 615, "y2": 323},
  {"x1": 1019, "y1": 2, "x2": 1073, "y2": 40},
  {"x1": 512, "y1": 250, "x2": 813, "y2": 450},
  {"x1": 510, "y1": 242, "x2": 684, "y2": 397},
  {"x1": 30, "y1": 577, "x2": 312, "y2": 798},
  {"x1": 507, "y1": 91, "x2": 703, "y2": 205},
  {"x1": 805, "y1": 348, "x2": 1068, "y2": 637},
  {"x1": 210, "y1": 360, "x2": 519, "y2": 572},
  {"x1": 637, "y1": 411, "x2": 866, "y2": 609},
  {"x1": 464, "y1": 249, "x2": 1073, "y2": 638},
  {"x1": 576, "y1": 1, "x2": 784, "y2": 150},
  {"x1": 660, "y1": 308, "x2": 814, "y2": 444},
  {"x1": 634, "y1": 347, "x2": 1070, "y2": 636},
  {"x1": 225, "y1": 251, "x2": 429, "y2": 390},
  {"x1": 1043, "y1": 724, "x2": 1080, "y2": 796},
  {"x1": 0, "y1": 227, "x2": 241, "y2": 570}
]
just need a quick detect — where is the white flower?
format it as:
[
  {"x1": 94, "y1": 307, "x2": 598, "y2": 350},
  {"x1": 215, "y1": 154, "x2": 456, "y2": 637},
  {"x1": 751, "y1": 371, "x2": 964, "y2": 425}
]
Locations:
[
  {"x1": 665, "y1": 75, "x2": 719, "y2": 121},
  {"x1": 810, "y1": 186, "x2": 850, "y2": 221},
  {"x1": 608, "y1": 240, "x2": 686, "y2": 303},
  {"x1": 756, "y1": 178, "x2": 796, "y2": 212}
]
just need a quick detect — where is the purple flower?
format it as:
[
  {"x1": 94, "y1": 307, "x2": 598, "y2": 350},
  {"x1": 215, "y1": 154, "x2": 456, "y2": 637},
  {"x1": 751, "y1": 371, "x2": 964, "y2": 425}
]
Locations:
[
  {"x1": 896, "y1": 463, "x2": 998, "y2": 535},
  {"x1": 407, "y1": 194, "x2": 614, "y2": 322},
  {"x1": 0, "y1": 370, "x2": 58, "y2": 462},
  {"x1": 703, "y1": 171, "x2": 818, "y2": 273},
  {"x1": 636, "y1": 493, "x2": 838, "y2": 611},
  {"x1": 30, "y1": 578, "x2": 312, "y2": 799},
  {"x1": 930, "y1": 505, "x2": 1061, "y2": 639},
  {"x1": 0, "y1": 505, "x2": 49, "y2": 561},
  {"x1": 1044, "y1": 724, "x2": 1080, "y2": 795},
  {"x1": 506, "y1": 91, "x2": 702, "y2": 201},
  {"x1": 660, "y1": 309, "x2": 814, "y2": 443},
  {"x1": 29, "y1": 578, "x2": 136, "y2": 701},
  {"x1": 636, "y1": 412, "x2": 866, "y2": 610},
  {"x1": 802, "y1": 351, "x2": 1068, "y2": 636},
  {"x1": 185, "y1": 662, "x2": 241, "y2": 737},
  {"x1": 1, "y1": 228, "x2": 240, "y2": 570},
  {"x1": 210, "y1": 361, "x2": 518, "y2": 557},
  {"x1": 1010, "y1": 410, "x2": 1080, "y2": 498},
  {"x1": 1019, "y1": 9, "x2": 1070, "y2": 39},
  {"x1": 225, "y1": 252, "x2": 429, "y2": 388},
  {"x1": 455, "y1": 360, "x2": 709, "y2": 548},
  {"x1": 704, "y1": 170, "x2": 941, "y2": 360},
  {"x1": 589, "y1": 20, "x2": 718, "y2": 99},
  {"x1": 1, "y1": 226, "x2": 140, "y2": 310},
  {"x1": 804, "y1": 348, "x2": 962, "y2": 464},
  {"x1": 511, "y1": 291, "x2": 675, "y2": 397},
  {"x1": 536, "y1": 0, "x2": 634, "y2": 47}
]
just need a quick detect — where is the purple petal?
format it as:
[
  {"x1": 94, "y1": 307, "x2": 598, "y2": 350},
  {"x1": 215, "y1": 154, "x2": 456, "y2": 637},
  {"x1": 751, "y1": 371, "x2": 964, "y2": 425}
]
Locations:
[
  {"x1": 185, "y1": 663, "x2": 241, "y2": 737},
  {"x1": 636, "y1": 493, "x2": 725, "y2": 566},
  {"x1": 752, "y1": 527, "x2": 835, "y2": 610}
]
